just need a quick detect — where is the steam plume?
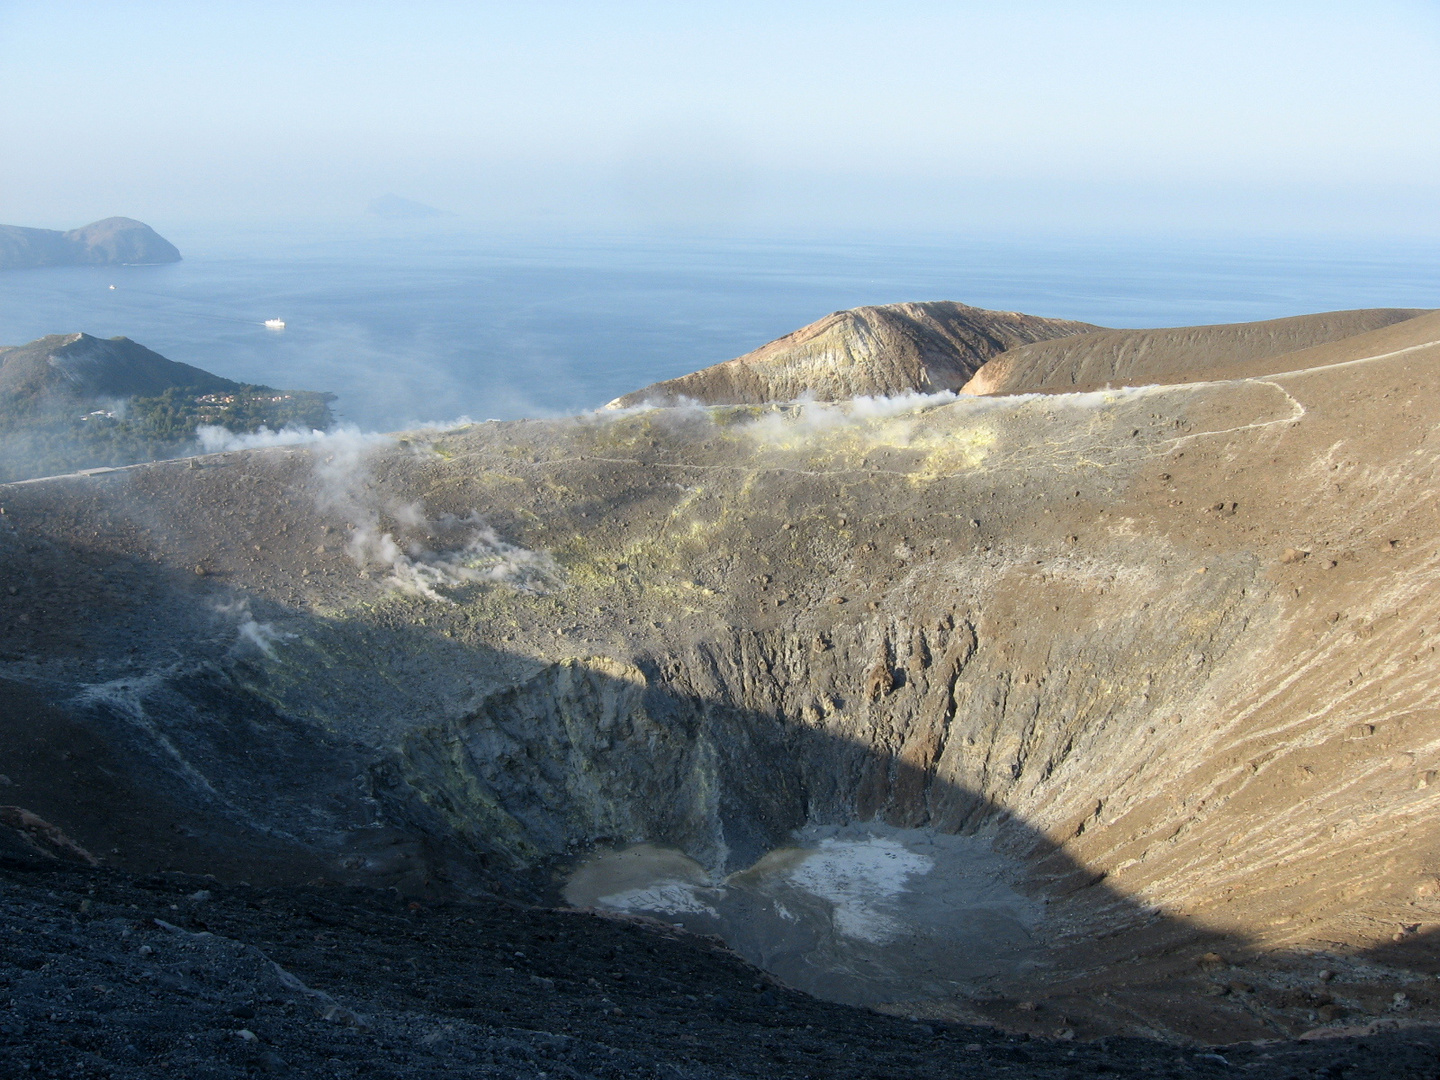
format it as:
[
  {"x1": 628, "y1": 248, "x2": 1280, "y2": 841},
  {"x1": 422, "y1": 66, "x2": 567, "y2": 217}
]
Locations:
[{"x1": 312, "y1": 432, "x2": 560, "y2": 602}]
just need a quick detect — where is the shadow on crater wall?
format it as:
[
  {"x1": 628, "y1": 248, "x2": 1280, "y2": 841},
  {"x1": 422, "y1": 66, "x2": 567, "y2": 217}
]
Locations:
[
  {"x1": 0, "y1": 546, "x2": 1328, "y2": 1045},
  {"x1": 4, "y1": 516, "x2": 1437, "y2": 1045}
]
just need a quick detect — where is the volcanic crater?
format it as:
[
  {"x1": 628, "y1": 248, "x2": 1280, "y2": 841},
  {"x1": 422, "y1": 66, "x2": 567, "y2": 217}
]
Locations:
[{"x1": 6, "y1": 303, "x2": 1440, "y2": 1076}]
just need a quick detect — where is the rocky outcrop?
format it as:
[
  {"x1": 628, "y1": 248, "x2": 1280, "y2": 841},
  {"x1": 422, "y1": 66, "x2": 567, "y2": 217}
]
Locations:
[
  {"x1": 606, "y1": 301, "x2": 1099, "y2": 408},
  {"x1": 961, "y1": 307, "x2": 1430, "y2": 395},
  {"x1": 0, "y1": 217, "x2": 181, "y2": 270},
  {"x1": 0, "y1": 806, "x2": 99, "y2": 864}
]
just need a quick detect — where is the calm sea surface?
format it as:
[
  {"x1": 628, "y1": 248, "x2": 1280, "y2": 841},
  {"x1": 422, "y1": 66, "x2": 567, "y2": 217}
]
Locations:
[{"x1": 2, "y1": 223, "x2": 1437, "y2": 430}]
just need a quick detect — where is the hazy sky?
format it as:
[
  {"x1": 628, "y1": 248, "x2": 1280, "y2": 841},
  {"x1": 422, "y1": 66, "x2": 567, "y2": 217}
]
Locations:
[{"x1": 1, "y1": 1, "x2": 1437, "y2": 237}]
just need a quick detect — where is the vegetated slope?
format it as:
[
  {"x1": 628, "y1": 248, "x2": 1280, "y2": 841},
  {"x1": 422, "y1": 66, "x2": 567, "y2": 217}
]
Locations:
[
  {"x1": 961, "y1": 307, "x2": 1429, "y2": 395},
  {"x1": 0, "y1": 333, "x2": 334, "y2": 482},
  {"x1": 606, "y1": 301, "x2": 1099, "y2": 408},
  {"x1": 7, "y1": 308, "x2": 1440, "y2": 1057},
  {"x1": 0, "y1": 217, "x2": 181, "y2": 270}
]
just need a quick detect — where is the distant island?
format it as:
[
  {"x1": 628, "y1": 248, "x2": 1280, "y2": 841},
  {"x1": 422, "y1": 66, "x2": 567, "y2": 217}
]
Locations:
[
  {"x1": 0, "y1": 217, "x2": 181, "y2": 271},
  {"x1": 0, "y1": 333, "x2": 333, "y2": 482},
  {"x1": 367, "y1": 194, "x2": 452, "y2": 220}
]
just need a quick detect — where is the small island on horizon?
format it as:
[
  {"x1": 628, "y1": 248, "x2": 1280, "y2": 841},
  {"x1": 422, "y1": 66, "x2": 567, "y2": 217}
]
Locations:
[{"x1": 367, "y1": 194, "x2": 452, "y2": 220}]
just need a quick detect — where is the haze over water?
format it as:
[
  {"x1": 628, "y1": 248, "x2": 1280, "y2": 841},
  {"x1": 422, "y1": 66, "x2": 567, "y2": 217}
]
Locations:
[{"x1": 2, "y1": 222, "x2": 1437, "y2": 431}]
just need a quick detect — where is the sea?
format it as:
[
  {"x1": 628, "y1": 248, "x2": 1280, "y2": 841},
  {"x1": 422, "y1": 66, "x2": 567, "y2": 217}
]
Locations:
[{"x1": 2, "y1": 221, "x2": 1437, "y2": 432}]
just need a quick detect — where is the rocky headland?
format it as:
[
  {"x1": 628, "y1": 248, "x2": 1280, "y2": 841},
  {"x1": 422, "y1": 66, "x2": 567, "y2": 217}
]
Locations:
[
  {"x1": 4, "y1": 302, "x2": 1440, "y2": 1076},
  {"x1": 0, "y1": 217, "x2": 181, "y2": 271}
]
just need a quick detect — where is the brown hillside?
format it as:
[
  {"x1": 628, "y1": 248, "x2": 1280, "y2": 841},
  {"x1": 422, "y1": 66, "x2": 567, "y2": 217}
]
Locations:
[
  {"x1": 961, "y1": 307, "x2": 1429, "y2": 395},
  {"x1": 606, "y1": 301, "x2": 1099, "y2": 408}
]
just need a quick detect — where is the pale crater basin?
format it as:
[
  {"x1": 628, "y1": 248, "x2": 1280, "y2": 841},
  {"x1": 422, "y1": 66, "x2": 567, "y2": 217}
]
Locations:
[{"x1": 564, "y1": 823, "x2": 1046, "y2": 1009}]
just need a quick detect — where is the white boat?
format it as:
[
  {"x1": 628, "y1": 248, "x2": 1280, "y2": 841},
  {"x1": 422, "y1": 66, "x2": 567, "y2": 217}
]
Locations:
[{"x1": 264, "y1": 318, "x2": 286, "y2": 330}]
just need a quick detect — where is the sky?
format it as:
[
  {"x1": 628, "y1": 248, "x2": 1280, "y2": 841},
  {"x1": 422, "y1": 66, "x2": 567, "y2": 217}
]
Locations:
[{"x1": 0, "y1": 1, "x2": 1437, "y2": 238}]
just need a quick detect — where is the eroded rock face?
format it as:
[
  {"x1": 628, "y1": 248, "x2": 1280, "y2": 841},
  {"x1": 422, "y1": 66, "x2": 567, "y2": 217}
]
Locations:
[
  {"x1": 606, "y1": 301, "x2": 1099, "y2": 408},
  {"x1": 6, "y1": 309, "x2": 1440, "y2": 1040}
]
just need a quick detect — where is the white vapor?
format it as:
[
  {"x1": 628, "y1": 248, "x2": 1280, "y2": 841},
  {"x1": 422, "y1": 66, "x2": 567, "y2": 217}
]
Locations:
[
  {"x1": 312, "y1": 432, "x2": 560, "y2": 602},
  {"x1": 214, "y1": 598, "x2": 294, "y2": 659},
  {"x1": 348, "y1": 512, "x2": 560, "y2": 602},
  {"x1": 750, "y1": 391, "x2": 959, "y2": 432},
  {"x1": 195, "y1": 424, "x2": 334, "y2": 453},
  {"x1": 715, "y1": 391, "x2": 961, "y2": 449},
  {"x1": 237, "y1": 618, "x2": 292, "y2": 659}
]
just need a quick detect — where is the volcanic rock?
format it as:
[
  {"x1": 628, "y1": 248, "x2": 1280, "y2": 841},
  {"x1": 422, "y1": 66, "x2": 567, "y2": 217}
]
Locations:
[
  {"x1": 961, "y1": 307, "x2": 1430, "y2": 394},
  {"x1": 6, "y1": 302, "x2": 1440, "y2": 1072},
  {"x1": 606, "y1": 301, "x2": 1098, "y2": 407}
]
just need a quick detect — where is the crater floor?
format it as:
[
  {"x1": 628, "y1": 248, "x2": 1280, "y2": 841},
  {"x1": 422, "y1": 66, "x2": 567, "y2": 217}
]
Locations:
[{"x1": 564, "y1": 824, "x2": 1045, "y2": 1012}]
